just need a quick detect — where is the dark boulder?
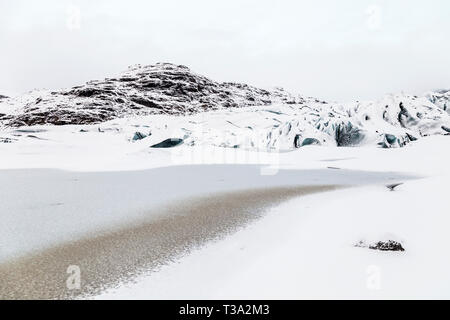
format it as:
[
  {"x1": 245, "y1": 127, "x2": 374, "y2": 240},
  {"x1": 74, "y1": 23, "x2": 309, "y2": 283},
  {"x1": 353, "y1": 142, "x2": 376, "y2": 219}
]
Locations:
[
  {"x1": 442, "y1": 126, "x2": 450, "y2": 133},
  {"x1": 386, "y1": 183, "x2": 403, "y2": 191},
  {"x1": 132, "y1": 132, "x2": 148, "y2": 141},
  {"x1": 406, "y1": 132, "x2": 418, "y2": 141},
  {"x1": 294, "y1": 134, "x2": 301, "y2": 148},
  {"x1": 355, "y1": 240, "x2": 405, "y2": 252},
  {"x1": 0, "y1": 137, "x2": 13, "y2": 143},
  {"x1": 369, "y1": 240, "x2": 405, "y2": 252},
  {"x1": 150, "y1": 138, "x2": 184, "y2": 148},
  {"x1": 301, "y1": 137, "x2": 321, "y2": 147}
]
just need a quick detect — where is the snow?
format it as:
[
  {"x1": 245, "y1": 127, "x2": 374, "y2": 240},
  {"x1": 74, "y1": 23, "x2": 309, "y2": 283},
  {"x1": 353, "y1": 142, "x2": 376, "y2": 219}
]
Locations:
[
  {"x1": 87, "y1": 133, "x2": 450, "y2": 299},
  {"x1": 96, "y1": 173, "x2": 450, "y2": 300},
  {"x1": 1, "y1": 63, "x2": 449, "y2": 150},
  {"x1": 0, "y1": 165, "x2": 409, "y2": 264},
  {"x1": 1, "y1": 116, "x2": 449, "y2": 298},
  {"x1": 1, "y1": 65, "x2": 449, "y2": 299}
]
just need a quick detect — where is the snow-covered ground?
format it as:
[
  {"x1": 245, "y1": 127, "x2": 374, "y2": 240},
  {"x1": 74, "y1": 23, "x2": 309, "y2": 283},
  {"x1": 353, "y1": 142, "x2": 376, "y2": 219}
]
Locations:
[
  {"x1": 1, "y1": 86, "x2": 449, "y2": 299},
  {"x1": 1, "y1": 124, "x2": 449, "y2": 299},
  {"x1": 96, "y1": 176, "x2": 450, "y2": 300},
  {"x1": 84, "y1": 135, "x2": 449, "y2": 299}
]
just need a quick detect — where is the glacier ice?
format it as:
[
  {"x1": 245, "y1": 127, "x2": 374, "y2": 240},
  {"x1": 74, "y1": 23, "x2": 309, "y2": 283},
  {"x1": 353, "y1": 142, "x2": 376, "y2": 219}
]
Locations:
[{"x1": 0, "y1": 63, "x2": 449, "y2": 151}]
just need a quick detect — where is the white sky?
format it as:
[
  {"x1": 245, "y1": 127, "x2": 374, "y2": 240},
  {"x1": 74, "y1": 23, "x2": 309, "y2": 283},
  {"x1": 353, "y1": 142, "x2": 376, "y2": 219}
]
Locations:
[{"x1": 0, "y1": 0, "x2": 449, "y2": 101}]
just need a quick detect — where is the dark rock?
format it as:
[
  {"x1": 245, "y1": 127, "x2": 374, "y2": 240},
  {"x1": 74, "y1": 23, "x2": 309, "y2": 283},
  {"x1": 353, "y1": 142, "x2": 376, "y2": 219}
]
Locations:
[
  {"x1": 386, "y1": 183, "x2": 403, "y2": 191},
  {"x1": 132, "y1": 132, "x2": 147, "y2": 141},
  {"x1": 301, "y1": 137, "x2": 321, "y2": 147},
  {"x1": 355, "y1": 240, "x2": 405, "y2": 252},
  {"x1": 8, "y1": 109, "x2": 113, "y2": 126},
  {"x1": 442, "y1": 126, "x2": 450, "y2": 133},
  {"x1": 130, "y1": 98, "x2": 161, "y2": 109},
  {"x1": 150, "y1": 138, "x2": 184, "y2": 148},
  {"x1": 0, "y1": 137, "x2": 13, "y2": 143},
  {"x1": 294, "y1": 134, "x2": 301, "y2": 148},
  {"x1": 3, "y1": 63, "x2": 301, "y2": 127},
  {"x1": 369, "y1": 240, "x2": 405, "y2": 252},
  {"x1": 406, "y1": 133, "x2": 418, "y2": 141}
]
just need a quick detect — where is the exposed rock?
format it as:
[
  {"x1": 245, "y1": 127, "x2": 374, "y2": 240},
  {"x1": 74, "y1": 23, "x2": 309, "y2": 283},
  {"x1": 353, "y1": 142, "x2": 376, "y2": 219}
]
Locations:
[
  {"x1": 301, "y1": 137, "x2": 321, "y2": 147},
  {"x1": 0, "y1": 137, "x2": 13, "y2": 143},
  {"x1": 386, "y1": 183, "x2": 403, "y2": 191},
  {"x1": 132, "y1": 132, "x2": 148, "y2": 141},
  {"x1": 355, "y1": 240, "x2": 405, "y2": 252},
  {"x1": 1, "y1": 63, "x2": 302, "y2": 127},
  {"x1": 406, "y1": 132, "x2": 418, "y2": 141},
  {"x1": 150, "y1": 138, "x2": 184, "y2": 148},
  {"x1": 294, "y1": 134, "x2": 301, "y2": 148},
  {"x1": 369, "y1": 240, "x2": 405, "y2": 252}
]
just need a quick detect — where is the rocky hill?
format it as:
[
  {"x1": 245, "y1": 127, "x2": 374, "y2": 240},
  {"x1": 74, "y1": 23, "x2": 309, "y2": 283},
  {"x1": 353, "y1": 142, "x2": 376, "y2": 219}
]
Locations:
[
  {"x1": 0, "y1": 63, "x2": 449, "y2": 149},
  {"x1": 0, "y1": 63, "x2": 302, "y2": 127}
]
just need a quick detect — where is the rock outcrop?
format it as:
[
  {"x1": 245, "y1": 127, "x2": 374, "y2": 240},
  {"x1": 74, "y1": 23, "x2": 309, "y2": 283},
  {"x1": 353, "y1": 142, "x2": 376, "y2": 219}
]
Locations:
[
  {"x1": 0, "y1": 63, "x2": 302, "y2": 127},
  {"x1": 355, "y1": 240, "x2": 405, "y2": 252}
]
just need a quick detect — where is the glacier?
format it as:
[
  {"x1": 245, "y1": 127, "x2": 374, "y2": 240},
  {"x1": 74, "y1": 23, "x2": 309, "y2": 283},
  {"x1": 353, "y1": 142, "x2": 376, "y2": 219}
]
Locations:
[{"x1": 0, "y1": 63, "x2": 449, "y2": 153}]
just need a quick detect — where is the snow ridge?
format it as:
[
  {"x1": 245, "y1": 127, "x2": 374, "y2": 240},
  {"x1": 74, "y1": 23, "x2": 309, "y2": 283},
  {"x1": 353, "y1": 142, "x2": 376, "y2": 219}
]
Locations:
[{"x1": 0, "y1": 63, "x2": 449, "y2": 150}]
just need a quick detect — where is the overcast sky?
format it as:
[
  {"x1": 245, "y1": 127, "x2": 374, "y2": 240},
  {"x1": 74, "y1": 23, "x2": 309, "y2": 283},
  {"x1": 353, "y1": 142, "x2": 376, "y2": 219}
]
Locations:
[{"x1": 1, "y1": 0, "x2": 449, "y2": 101}]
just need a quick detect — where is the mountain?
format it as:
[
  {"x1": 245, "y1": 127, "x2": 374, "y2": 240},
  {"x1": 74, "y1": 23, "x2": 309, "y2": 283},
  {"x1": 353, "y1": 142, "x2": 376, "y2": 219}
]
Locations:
[
  {"x1": 0, "y1": 63, "x2": 449, "y2": 149},
  {"x1": 0, "y1": 63, "x2": 301, "y2": 127}
]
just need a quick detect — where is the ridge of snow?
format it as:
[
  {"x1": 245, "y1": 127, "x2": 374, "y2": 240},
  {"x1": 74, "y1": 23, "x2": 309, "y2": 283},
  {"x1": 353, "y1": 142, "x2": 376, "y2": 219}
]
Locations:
[{"x1": 0, "y1": 63, "x2": 449, "y2": 150}]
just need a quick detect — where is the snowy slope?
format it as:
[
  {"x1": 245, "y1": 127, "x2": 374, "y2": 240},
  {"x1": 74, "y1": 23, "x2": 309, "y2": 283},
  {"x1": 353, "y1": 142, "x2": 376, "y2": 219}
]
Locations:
[
  {"x1": 1, "y1": 63, "x2": 449, "y2": 299},
  {"x1": 1, "y1": 63, "x2": 449, "y2": 152},
  {"x1": 97, "y1": 175, "x2": 450, "y2": 300},
  {"x1": 90, "y1": 136, "x2": 450, "y2": 300},
  {"x1": 0, "y1": 63, "x2": 301, "y2": 127}
]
